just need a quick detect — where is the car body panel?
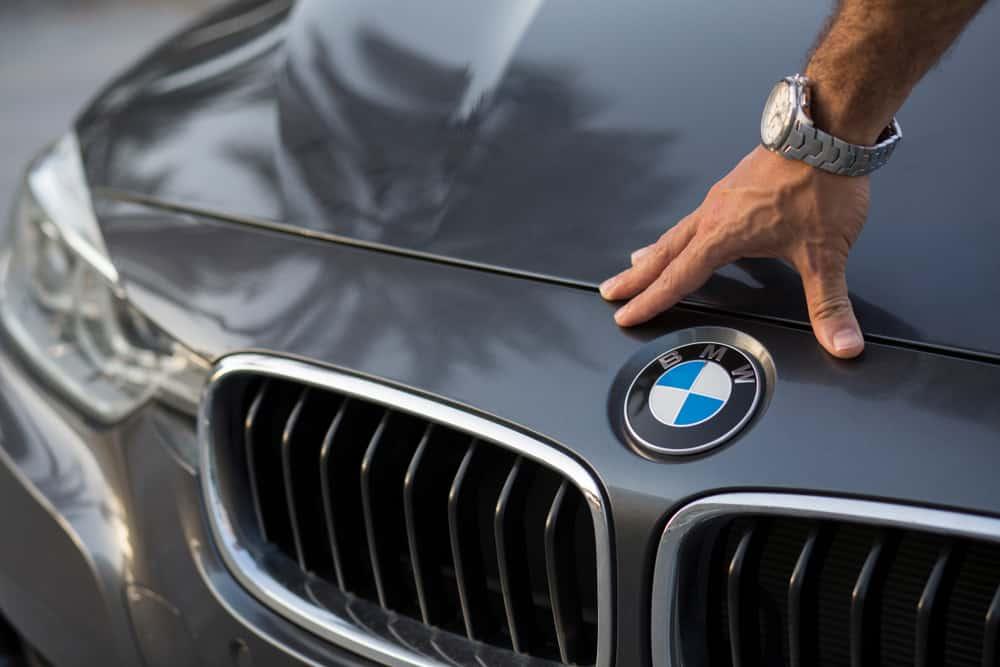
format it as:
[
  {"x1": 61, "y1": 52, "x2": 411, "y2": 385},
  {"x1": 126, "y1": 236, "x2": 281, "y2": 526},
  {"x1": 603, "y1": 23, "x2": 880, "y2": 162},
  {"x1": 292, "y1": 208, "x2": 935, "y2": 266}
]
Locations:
[
  {"x1": 0, "y1": 352, "x2": 142, "y2": 666},
  {"x1": 77, "y1": 0, "x2": 1000, "y2": 356}
]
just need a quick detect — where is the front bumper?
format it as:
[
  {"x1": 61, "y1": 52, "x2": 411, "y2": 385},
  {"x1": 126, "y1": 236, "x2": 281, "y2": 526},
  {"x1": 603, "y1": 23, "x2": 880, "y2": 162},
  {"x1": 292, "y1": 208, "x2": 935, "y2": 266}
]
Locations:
[{"x1": 0, "y1": 339, "x2": 374, "y2": 667}]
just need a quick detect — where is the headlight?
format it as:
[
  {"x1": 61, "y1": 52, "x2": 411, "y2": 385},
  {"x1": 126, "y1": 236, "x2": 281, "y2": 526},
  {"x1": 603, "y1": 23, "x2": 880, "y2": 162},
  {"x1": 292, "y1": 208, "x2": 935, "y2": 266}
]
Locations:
[{"x1": 0, "y1": 134, "x2": 208, "y2": 422}]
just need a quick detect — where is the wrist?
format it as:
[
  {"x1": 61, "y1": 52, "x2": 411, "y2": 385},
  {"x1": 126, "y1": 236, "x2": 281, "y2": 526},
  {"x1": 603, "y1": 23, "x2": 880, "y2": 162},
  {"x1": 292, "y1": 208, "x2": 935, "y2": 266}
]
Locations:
[
  {"x1": 803, "y1": 15, "x2": 904, "y2": 146},
  {"x1": 803, "y1": 77, "x2": 890, "y2": 145}
]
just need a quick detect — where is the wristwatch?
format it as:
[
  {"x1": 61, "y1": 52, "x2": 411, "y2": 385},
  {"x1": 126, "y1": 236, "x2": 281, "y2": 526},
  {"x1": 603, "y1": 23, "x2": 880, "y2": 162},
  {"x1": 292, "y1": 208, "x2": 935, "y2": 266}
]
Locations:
[{"x1": 760, "y1": 74, "x2": 902, "y2": 176}]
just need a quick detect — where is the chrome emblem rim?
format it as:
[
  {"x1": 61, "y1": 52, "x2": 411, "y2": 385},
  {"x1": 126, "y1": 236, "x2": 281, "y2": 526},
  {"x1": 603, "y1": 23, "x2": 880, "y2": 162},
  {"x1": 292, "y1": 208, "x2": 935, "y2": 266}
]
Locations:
[{"x1": 624, "y1": 341, "x2": 763, "y2": 456}]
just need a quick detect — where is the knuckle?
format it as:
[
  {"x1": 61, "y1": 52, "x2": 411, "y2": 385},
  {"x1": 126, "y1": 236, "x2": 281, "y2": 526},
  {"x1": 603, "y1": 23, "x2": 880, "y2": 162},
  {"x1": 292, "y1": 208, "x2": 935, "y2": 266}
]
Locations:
[
  {"x1": 654, "y1": 270, "x2": 678, "y2": 294},
  {"x1": 682, "y1": 241, "x2": 710, "y2": 267},
  {"x1": 658, "y1": 224, "x2": 686, "y2": 249},
  {"x1": 808, "y1": 293, "x2": 853, "y2": 321},
  {"x1": 649, "y1": 240, "x2": 672, "y2": 261},
  {"x1": 653, "y1": 228, "x2": 687, "y2": 258},
  {"x1": 691, "y1": 233, "x2": 730, "y2": 266},
  {"x1": 706, "y1": 181, "x2": 727, "y2": 198},
  {"x1": 795, "y1": 243, "x2": 847, "y2": 276},
  {"x1": 655, "y1": 263, "x2": 692, "y2": 298}
]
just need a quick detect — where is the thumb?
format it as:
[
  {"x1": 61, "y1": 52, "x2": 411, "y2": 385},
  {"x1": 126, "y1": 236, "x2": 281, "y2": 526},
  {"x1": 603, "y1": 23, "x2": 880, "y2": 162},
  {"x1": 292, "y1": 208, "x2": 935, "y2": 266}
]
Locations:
[{"x1": 798, "y1": 259, "x2": 864, "y2": 359}]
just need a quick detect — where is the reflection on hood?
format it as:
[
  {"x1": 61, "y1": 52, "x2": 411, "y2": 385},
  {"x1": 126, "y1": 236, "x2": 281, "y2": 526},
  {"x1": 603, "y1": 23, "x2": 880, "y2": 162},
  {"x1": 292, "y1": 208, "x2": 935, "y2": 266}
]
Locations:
[{"x1": 277, "y1": 0, "x2": 676, "y2": 254}]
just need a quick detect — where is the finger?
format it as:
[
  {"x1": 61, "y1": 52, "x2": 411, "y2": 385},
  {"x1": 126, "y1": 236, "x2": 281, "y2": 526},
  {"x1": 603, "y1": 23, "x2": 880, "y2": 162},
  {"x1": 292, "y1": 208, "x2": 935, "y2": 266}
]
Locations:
[
  {"x1": 613, "y1": 240, "x2": 719, "y2": 326},
  {"x1": 631, "y1": 245, "x2": 652, "y2": 265},
  {"x1": 600, "y1": 217, "x2": 697, "y2": 301},
  {"x1": 796, "y1": 257, "x2": 864, "y2": 359}
]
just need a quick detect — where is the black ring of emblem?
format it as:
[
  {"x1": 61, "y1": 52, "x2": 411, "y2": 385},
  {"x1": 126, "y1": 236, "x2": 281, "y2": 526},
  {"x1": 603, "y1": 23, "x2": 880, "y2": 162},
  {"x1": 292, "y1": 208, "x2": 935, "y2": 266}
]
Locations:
[{"x1": 624, "y1": 341, "x2": 763, "y2": 456}]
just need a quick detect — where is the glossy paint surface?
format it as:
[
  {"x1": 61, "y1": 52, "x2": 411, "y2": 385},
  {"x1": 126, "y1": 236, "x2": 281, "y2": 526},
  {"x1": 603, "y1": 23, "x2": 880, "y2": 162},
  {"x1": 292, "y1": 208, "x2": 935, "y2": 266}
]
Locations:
[
  {"x1": 0, "y1": 342, "x2": 378, "y2": 666},
  {"x1": 93, "y1": 199, "x2": 1000, "y2": 666},
  {"x1": 77, "y1": 0, "x2": 1000, "y2": 356}
]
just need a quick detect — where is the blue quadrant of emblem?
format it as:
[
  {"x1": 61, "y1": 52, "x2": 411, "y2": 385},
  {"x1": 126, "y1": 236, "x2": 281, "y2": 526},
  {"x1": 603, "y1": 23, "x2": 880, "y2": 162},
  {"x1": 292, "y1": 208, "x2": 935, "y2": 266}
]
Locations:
[
  {"x1": 655, "y1": 360, "x2": 705, "y2": 390},
  {"x1": 674, "y1": 393, "x2": 725, "y2": 426}
]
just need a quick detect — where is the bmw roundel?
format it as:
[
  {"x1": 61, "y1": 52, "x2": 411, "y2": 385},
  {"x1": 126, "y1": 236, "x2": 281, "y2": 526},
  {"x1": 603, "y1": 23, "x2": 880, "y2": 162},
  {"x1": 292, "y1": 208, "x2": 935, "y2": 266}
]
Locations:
[{"x1": 624, "y1": 341, "x2": 763, "y2": 456}]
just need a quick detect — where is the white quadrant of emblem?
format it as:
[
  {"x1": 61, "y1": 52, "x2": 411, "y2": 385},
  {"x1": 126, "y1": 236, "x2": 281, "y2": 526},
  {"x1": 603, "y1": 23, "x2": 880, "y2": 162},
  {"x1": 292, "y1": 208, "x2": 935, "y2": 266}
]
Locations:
[{"x1": 648, "y1": 360, "x2": 733, "y2": 428}]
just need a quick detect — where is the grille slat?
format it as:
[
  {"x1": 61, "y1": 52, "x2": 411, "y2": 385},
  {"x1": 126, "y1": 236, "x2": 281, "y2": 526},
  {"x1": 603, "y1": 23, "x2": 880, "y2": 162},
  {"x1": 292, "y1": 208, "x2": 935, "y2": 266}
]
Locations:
[
  {"x1": 243, "y1": 382, "x2": 269, "y2": 540},
  {"x1": 568, "y1": 483, "x2": 599, "y2": 659},
  {"x1": 207, "y1": 364, "x2": 607, "y2": 666},
  {"x1": 788, "y1": 526, "x2": 821, "y2": 667},
  {"x1": 546, "y1": 480, "x2": 583, "y2": 665},
  {"x1": 983, "y1": 585, "x2": 1000, "y2": 667},
  {"x1": 402, "y1": 424, "x2": 434, "y2": 624},
  {"x1": 280, "y1": 388, "x2": 309, "y2": 569},
  {"x1": 319, "y1": 399, "x2": 349, "y2": 589},
  {"x1": 915, "y1": 543, "x2": 954, "y2": 667},
  {"x1": 495, "y1": 456, "x2": 531, "y2": 653},
  {"x1": 727, "y1": 525, "x2": 758, "y2": 667},
  {"x1": 850, "y1": 533, "x2": 887, "y2": 667},
  {"x1": 448, "y1": 442, "x2": 487, "y2": 641},
  {"x1": 360, "y1": 410, "x2": 392, "y2": 609}
]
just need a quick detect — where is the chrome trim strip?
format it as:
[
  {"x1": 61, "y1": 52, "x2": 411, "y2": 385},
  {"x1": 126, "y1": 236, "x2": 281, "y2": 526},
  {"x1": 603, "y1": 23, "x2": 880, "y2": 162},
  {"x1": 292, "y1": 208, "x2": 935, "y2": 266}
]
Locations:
[
  {"x1": 200, "y1": 353, "x2": 613, "y2": 667},
  {"x1": 651, "y1": 492, "x2": 1000, "y2": 667}
]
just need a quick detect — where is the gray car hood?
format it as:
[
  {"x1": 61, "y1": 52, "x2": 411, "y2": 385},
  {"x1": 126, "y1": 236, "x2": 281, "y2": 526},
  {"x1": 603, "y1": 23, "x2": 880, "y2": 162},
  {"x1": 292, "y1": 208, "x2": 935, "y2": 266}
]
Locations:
[{"x1": 77, "y1": 0, "x2": 1000, "y2": 357}]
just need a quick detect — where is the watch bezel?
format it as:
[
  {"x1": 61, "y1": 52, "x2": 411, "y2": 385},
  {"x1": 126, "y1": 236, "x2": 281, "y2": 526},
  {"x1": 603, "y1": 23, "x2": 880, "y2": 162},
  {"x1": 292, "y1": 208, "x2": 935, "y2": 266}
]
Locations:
[{"x1": 760, "y1": 76, "x2": 808, "y2": 150}]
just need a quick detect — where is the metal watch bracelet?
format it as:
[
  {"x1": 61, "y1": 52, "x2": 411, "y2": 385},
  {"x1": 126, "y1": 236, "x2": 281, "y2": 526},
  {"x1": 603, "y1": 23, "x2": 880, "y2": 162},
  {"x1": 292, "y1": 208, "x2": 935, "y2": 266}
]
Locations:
[{"x1": 782, "y1": 116, "x2": 903, "y2": 177}]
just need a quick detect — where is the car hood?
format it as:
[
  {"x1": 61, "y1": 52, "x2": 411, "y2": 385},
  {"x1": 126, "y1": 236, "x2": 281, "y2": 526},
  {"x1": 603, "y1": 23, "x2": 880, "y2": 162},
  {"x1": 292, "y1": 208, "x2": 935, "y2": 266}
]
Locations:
[{"x1": 77, "y1": 0, "x2": 1000, "y2": 357}]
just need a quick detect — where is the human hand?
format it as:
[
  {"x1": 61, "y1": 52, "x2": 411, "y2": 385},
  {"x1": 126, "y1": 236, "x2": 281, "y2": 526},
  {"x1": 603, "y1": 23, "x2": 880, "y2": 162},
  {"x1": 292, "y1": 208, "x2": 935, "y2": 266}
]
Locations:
[{"x1": 600, "y1": 145, "x2": 869, "y2": 359}]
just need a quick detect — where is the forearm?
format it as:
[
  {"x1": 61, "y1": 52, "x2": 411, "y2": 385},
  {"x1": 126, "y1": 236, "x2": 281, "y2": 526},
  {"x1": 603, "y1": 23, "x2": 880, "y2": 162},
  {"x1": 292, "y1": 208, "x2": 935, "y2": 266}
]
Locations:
[{"x1": 805, "y1": 0, "x2": 986, "y2": 144}]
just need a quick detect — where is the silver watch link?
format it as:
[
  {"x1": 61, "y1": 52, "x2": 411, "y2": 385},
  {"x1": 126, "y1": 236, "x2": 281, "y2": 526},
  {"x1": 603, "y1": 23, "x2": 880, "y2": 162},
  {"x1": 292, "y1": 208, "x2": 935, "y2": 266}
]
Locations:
[{"x1": 760, "y1": 74, "x2": 901, "y2": 176}]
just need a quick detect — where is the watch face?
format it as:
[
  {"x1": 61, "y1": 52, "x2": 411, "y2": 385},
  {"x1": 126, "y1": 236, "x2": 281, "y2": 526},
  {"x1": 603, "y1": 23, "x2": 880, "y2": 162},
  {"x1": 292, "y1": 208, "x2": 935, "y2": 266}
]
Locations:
[{"x1": 760, "y1": 80, "x2": 794, "y2": 148}]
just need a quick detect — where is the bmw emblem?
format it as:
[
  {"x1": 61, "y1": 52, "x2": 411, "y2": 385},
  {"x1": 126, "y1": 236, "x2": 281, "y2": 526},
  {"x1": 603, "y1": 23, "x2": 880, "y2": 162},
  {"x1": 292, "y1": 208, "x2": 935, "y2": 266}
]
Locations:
[{"x1": 624, "y1": 338, "x2": 765, "y2": 456}]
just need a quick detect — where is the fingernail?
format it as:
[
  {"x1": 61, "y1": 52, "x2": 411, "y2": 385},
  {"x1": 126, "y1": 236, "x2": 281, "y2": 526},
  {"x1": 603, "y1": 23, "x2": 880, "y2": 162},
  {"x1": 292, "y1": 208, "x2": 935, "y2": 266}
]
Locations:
[
  {"x1": 614, "y1": 306, "x2": 629, "y2": 324},
  {"x1": 631, "y1": 246, "x2": 651, "y2": 263},
  {"x1": 599, "y1": 278, "x2": 616, "y2": 298},
  {"x1": 832, "y1": 328, "x2": 863, "y2": 353}
]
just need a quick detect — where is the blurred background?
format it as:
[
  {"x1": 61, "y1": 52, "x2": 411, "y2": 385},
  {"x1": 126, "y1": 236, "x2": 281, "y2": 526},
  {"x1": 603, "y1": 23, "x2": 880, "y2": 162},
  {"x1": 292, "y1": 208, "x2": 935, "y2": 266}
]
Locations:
[{"x1": 0, "y1": 0, "x2": 222, "y2": 221}]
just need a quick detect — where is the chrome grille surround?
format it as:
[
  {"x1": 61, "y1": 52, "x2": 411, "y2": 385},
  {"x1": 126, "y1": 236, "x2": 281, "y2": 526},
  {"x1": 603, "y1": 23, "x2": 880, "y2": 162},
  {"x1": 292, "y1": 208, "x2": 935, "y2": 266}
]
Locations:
[
  {"x1": 651, "y1": 492, "x2": 1000, "y2": 666},
  {"x1": 200, "y1": 353, "x2": 614, "y2": 666}
]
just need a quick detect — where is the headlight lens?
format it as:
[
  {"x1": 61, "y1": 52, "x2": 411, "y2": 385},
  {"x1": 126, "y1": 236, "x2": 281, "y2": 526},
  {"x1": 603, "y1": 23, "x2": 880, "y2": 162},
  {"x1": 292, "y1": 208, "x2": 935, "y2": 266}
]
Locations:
[{"x1": 0, "y1": 134, "x2": 207, "y2": 422}]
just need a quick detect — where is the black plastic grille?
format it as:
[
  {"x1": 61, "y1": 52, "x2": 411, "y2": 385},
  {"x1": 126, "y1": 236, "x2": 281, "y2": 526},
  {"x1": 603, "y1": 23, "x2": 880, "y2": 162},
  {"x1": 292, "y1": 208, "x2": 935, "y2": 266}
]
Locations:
[
  {"x1": 690, "y1": 516, "x2": 1000, "y2": 667},
  {"x1": 230, "y1": 376, "x2": 599, "y2": 665}
]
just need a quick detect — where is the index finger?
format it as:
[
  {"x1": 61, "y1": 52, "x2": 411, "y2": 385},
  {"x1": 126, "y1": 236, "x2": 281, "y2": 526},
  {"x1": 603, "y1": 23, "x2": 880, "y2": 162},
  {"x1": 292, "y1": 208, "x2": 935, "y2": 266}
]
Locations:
[
  {"x1": 613, "y1": 239, "x2": 720, "y2": 326},
  {"x1": 599, "y1": 215, "x2": 698, "y2": 301}
]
